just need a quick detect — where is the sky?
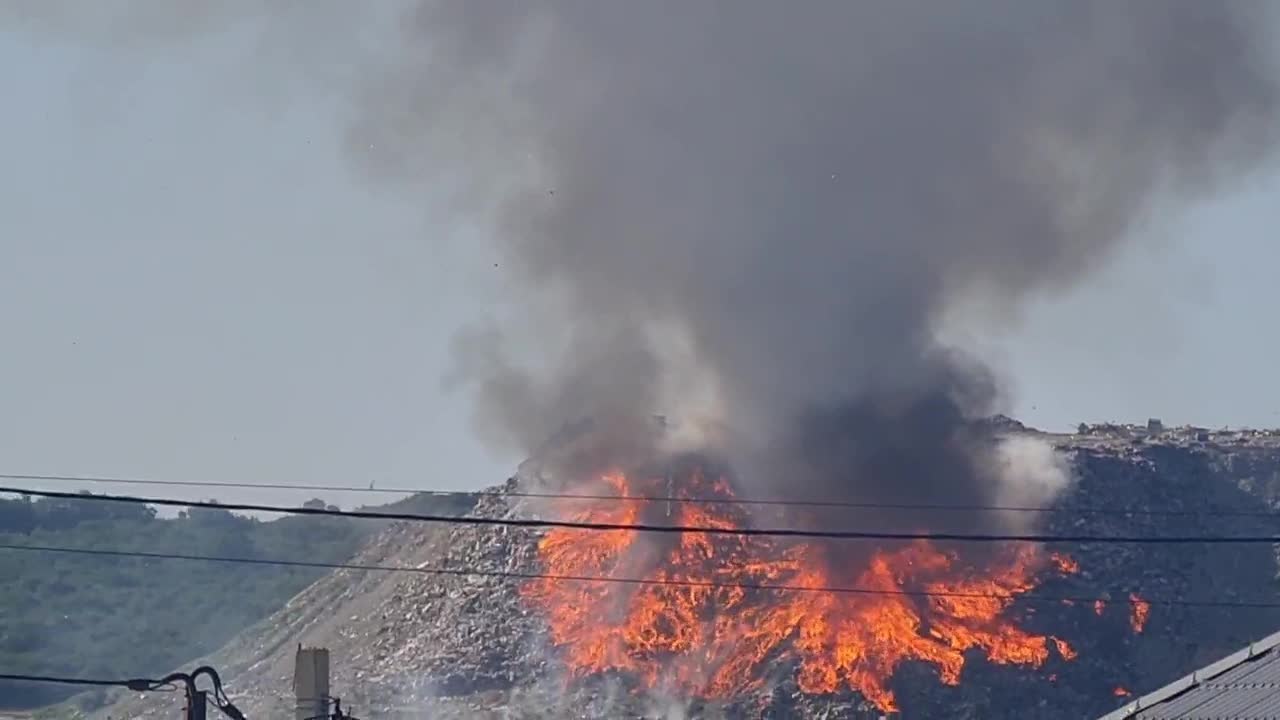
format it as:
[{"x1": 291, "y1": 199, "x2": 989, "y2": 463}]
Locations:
[{"x1": 1, "y1": 9, "x2": 1278, "y2": 510}]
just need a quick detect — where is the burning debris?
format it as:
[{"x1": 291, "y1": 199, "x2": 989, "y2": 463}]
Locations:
[
  {"x1": 520, "y1": 464, "x2": 1095, "y2": 713},
  {"x1": 85, "y1": 430, "x2": 1280, "y2": 720},
  {"x1": 356, "y1": 6, "x2": 1277, "y2": 711}
]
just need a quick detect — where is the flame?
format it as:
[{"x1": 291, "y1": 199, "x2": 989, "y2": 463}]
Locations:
[
  {"x1": 521, "y1": 472, "x2": 645, "y2": 672},
  {"x1": 1050, "y1": 553, "x2": 1080, "y2": 574},
  {"x1": 1053, "y1": 637, "x2": 1078, "y2": 661},
  {"x1": 1114, "y1": 686, "x2": 1131, "y2": 697},
  {"x1": 1129, "y1": 593, "x2": 1151, "y2": 633},
  {"x1": 522, "y1": 469, "x2": 1102, "y2": 712}
]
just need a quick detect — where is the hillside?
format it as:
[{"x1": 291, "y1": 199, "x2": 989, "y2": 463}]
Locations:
[
  {"x1": 0, "y1": 490, "x2": 473, "y2": 711},
  {"x1": 74, "y1": 422, "x2": 1280, "y2": 720}
]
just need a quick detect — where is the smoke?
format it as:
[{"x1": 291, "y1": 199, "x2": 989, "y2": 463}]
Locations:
[
  {"x1": 15, "y1": 2, "x2": 1280, "y2": 519},
  {"x1": 987, "y1": 435, "x2": 1074, "y2": 534},
  {"x1": 350, "y1": 1, "x2": 1280, "y2": 519}
]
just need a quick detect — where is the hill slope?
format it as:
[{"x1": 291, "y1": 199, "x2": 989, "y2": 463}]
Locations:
[
  {"x1": 80, "y1": 423, "x2": 1280, "y2": 719},
  {"x1": 0, "y1": 491, "x2": 473, "y2": 711}
]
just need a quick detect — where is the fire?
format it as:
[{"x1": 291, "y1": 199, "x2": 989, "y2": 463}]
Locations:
[
  {"x1": 1129, "y1": 593, "x2": 1151, "y2": 633},
  {"x1": 521, "y1": 468, "x2": 1104, "y2": 711},
  {"x1": 1050, "y1": 553, "x2": 1080, "y2": 574},
  {"x1": 1053, "y1": 638, "x2": 1078, "y2": 661},
  {"x1": 1114, "y1": 686, "x2": 1131, "y2": 697}
]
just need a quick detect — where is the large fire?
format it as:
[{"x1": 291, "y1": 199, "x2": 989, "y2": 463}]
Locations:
[{"x1": 521, "y1": 467, "x2": 1103, "y2": 711}]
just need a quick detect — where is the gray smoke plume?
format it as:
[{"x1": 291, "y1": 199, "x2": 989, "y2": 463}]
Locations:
[
  {"x1": 350, "y1": 1, "x2": 1280, "y2": 523},
  {"x1": 15, "y1": 2, "x2": 1279, "y2": 525}
]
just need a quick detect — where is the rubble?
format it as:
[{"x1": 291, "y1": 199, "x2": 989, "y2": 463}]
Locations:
[{"x1": 81, "y1": 425, "x2": 1280, "y2": 719}]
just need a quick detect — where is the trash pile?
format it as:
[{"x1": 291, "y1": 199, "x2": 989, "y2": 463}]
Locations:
[{"x1": 88, "y1": 425, "x2": 1280, "y2": 719}]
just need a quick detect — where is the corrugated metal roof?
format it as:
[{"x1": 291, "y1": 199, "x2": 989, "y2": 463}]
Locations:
[{"x1": 1098, "y1": 628, "x2": 1280, "y2": 719}]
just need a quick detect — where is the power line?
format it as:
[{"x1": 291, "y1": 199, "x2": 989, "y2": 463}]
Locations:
[
  {"x1": 0, "y1": 472, "x2": 425, "y2": 497},
  {"x1": 0, "y1": 541, "x2": 1272, "y2": 610},
  {"x1": 0, "y1": 667, "x2": 248, "y2": 720},
  {"x1": 0, "y1": 672, "x2": 153, "y2": 690},
  {"x1": 6, "y1": 471, "x2": 1280, "y2": 519},
  {"x1": 6, "y1": 485, "x2": 1280, "y2": 544}
]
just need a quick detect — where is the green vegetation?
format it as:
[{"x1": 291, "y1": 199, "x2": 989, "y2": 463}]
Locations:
[{"x1": 0, "y1": 490, "x2": 474, "y2": 710}]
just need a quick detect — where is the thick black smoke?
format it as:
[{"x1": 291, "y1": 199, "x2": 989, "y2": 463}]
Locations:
[{"x1": 349, "y1": 1, "x2": 1280, "y2": 518}]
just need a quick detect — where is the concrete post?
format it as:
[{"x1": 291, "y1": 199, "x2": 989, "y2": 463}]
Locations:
[{"x1": 294, "y1": 646, "x2": 330, "y2": 720}]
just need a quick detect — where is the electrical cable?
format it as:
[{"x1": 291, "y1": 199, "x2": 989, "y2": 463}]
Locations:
[
  {"x1": 189, "y1": 666, "x2": 247, "y2": 720},
  {"x1": 0, "y1": 541, "x2": 1271, "y2": 611},
  {"x1": 0, "y1": 662, "x2": 245, "y2": 717},
  {"x1": 6, "y1": 485, "x2": 1280, "y2": 544},
  {"x1": 6, "y1": 471, "x2": 1279, "y2": 519},
  {"x1": 0, "y1": 672, "x2": 157, "y2": 691},
  {"x1": 304, "y1": 697, "x2": 358, "y2": 720}
]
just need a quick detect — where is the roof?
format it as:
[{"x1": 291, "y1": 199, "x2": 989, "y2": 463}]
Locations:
[{"x1": 1098, "y1": 628, "x2": 1280, "y2": 719}]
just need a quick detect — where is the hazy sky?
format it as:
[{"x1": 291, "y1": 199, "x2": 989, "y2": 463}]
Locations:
[{"x1": 2, "y1": 9, "x2": 1278, "y2": 509}]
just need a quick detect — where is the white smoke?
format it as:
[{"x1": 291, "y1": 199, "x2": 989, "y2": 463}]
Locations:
[{"x1": 987, "y1": 434, "x2": 1075, "y2": 534}]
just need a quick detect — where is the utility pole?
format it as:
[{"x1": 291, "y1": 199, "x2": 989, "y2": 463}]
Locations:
[
  {"x1": 294, "y1": 645, "x2": 330, "y2": 720},
  {"x1": 186, "y1": 690, "x2": 207, "y2": 720}
]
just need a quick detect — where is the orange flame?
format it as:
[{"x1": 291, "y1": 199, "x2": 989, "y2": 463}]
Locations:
[
  {"x1": 522, "y1": 469, "x2": 1098, "y2": 712},
  {"x1": 1053, "y1": 637, "x2": 1078, "y2": 661},
  {"x1": 1050, "y1": 553, "x2": 1080, "y2": 574},
  {"x1": 1129, "y1": 593, "x2": 1151, "y2": 633}
]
